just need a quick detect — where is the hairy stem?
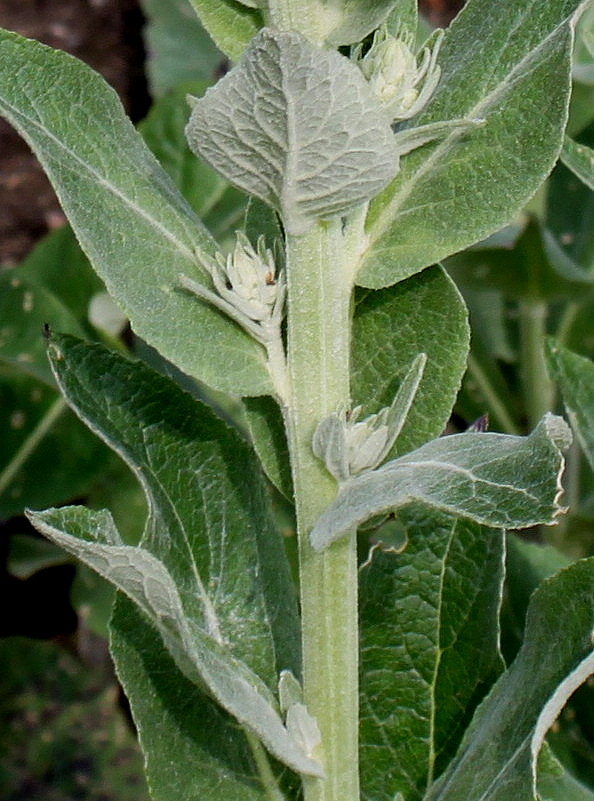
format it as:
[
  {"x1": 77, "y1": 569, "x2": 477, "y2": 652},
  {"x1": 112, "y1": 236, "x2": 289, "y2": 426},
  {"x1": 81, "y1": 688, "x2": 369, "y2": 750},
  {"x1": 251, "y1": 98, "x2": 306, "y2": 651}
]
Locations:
[
  {"x1": 518, "y1": 300, "x2": 553, "y2": 429},
  {"x1": 283, "y1": 220, "x2": 360, "y2": 801}
]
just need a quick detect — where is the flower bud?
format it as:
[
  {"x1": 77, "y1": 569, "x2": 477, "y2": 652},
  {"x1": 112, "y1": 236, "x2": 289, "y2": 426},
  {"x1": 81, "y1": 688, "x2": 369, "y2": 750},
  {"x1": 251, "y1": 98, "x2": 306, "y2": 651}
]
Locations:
[
  {"x1": 357, "y1": 27, "x2": 443, "y2": 124},
  {"x1": 213, "y1": 232, "x2": 282, "y2": 323}
]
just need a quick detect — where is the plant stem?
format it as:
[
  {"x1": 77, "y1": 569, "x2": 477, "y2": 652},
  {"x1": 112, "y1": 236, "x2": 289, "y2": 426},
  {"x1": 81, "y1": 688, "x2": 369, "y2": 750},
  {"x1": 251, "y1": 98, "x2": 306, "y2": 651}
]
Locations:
[
  {"x1": 283, "y1": 220, "x2": 359, "y2": 801},
  {"x1": 265, "y1": 0, "x2": 335, "y2": 45},
  {"x1": 246, "y1": 731, "x2": 287, "y2": 801},
  {"x1": 518, "y1": 299, "x2": 553, "y2": 429}
]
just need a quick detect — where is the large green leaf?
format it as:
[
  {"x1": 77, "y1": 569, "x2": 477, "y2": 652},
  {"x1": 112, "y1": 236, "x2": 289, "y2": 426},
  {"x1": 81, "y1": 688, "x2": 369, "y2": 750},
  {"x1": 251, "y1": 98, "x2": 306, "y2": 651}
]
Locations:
[
  {"x1": 0, "y1": 28, "x2": 272, "y2": 396},
  {"x1": 359, "y1": 507, "x2": 504, "y2": 801},
  {"x1": 110, "y1": 597, "x2": 274, "y2": 801},
  {"x1": 425, "y1": 557, "x2": 594, "y2": 801},
  {"x1": 311, "y1": 414, "x2": 571, "y2": 549},
  {"x1": 359, "y1": 0, "x2": 583, "y2": 288},
  {"x1": 546, "y1": 340, "x2": 594, "y2": 472},
  {"x1": 186, "y1": 28, "x2": 397, "y2": 235},
  {"x1": 139, "y1": 0, "x2": 223, "y2": 97},
  {"x1": 352, "y1": 266, "x2": 469, "y2": 456},
  {"x1": 27, "y1": 335, "x2": 317, "y2": 777}
]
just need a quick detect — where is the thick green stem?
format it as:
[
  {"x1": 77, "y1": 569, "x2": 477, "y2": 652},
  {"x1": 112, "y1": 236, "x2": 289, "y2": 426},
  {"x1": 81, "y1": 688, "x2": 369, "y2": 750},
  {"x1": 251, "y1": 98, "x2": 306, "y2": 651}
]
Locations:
[
  {"x1": 518, "y1": 300, "x2": 553, "y2": 429},
  {"x1": 283, "y1": 220, "x2": 359, "y2": 801},
  {"x1": 265, "y1": 0, "x2": 338, "y2": 45}
]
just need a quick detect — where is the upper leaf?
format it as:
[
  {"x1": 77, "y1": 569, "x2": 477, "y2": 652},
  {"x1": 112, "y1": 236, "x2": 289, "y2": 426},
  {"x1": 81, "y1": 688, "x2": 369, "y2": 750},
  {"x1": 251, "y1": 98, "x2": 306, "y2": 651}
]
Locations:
[
  {"x1": 425, "y1": 556, "x2": 594, "y2": 801},
  {"x1": 352, "y1": 266, "x2": 470, "y2": 457},
  {"x1": 310, "y1": 414, "x2": 571, "y2": 549},
  {"x1": 27, "y1": 335, "x2": 316, "y2": 777},
  {"x1": 319, "y1": 0, "x2": 400, "y2": 47},
  {"x1": 0, "y1": 27, "x2": 272, "y2": 396},
  {"x1": 358, "y1": 0, "x2": 584, "y2": 288},
  {"x1": 186, "y1": 28, "x2": 397, "y2": 235},
  {"x1": 139, "y1": 0, "x2": 224, "y2": 97}
]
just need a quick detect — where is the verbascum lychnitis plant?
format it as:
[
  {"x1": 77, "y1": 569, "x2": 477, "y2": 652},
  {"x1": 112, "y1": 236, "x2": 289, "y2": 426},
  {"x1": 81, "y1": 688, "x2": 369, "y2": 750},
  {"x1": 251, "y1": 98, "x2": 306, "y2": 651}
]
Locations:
[{"x1": 2, "y1": 1, "x2": 594, "y2": 800}]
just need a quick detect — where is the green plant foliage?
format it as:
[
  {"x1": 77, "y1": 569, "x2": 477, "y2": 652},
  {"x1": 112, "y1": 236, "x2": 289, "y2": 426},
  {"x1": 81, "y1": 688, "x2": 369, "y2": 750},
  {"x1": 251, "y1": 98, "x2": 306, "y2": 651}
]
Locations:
[
  {"x1": 425, "y1": 557, "x2": 594, "y2": 801},
  {"x1": 140, "y1": 0, "x2": 224, "y2": 97},
  {"x1": 186, "y1": 0, "x2": 261, "y2": 61},
  {"x1": 139, "y1": 83, "x2": 247, "y2": 243},
  {"x1": 360, "y1": 0, "x2": 583, "y2": 287},
  {"x1": 186, "y1": 29, "x2": 397, "y2": 235},
  {"x1": 0, "y1": 28, "x2": 272, "y2": 397},
  {"x1": 2, "y1": 1, "x2": 593, "y2": 799},
  {"x1": 311, "y1": 414, "x2": 571, "y2": 549},
  {"x1": 546, "y1": 340, "x2": 594, "y2": 471},
  {"x1": 359, "y1": 507, "x2": 504, "y2": 801},
  {"x1": 27, "y1": 334, "x2": 315, "y2": 776}
]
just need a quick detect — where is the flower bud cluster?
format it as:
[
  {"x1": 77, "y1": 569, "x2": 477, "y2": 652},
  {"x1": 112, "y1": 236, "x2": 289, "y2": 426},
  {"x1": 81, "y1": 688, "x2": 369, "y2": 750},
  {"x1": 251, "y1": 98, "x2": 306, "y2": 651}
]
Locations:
[
  {"x1": 180, "y1": 232, "x2": 285, "y2": 348},
  {"x1": 356, "y1": 27, "x2": 443, "y2": 124},
  {"x1": 212, "y1": 232, "x2": 284, "y2": 326},
  {"x1": 313, "y1": 405, "x2": 400, "y2": 483},
  {"x1": 313, "y1": 353, "x2": 426, "y2": 483}
]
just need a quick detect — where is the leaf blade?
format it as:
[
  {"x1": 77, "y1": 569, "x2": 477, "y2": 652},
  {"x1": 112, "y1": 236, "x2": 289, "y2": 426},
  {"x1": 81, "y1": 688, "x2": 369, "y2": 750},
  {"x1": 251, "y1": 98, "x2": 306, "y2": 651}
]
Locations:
[
  {"x1": 0, "y1": 27, "x2": 271, "y2": 396},
  {"x1": 359, "y1": 0, "x2": 583, "y2": 287},
  {"x1": 311, "y1": 414, "x2": 571, "y2": 550}
]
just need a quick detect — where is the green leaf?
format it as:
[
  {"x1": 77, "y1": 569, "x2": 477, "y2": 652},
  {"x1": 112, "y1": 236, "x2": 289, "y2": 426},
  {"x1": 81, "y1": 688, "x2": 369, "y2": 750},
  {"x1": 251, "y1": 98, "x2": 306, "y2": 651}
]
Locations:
[
  {"x1": 359, "y1": 507, "x2": 504, "y2": 801},
  {"x1": 561, "y1": 135, "x2": 594, "y2": 191},
  {"x1": 537, "y1": 746, "x2": 594, "y2": 801},
  {"x1": 385, "y1": 0, "x2": 418, "y2": 38},
  {"x1": 352, "y1": 266, "x2": 470, "y2": 457},
  {"x1": 110, "y1": 596, "x2": 274, "y2": 801},
  {"x1": 447, "y1": 220, "x2": 594, "y2": 304},
  {"x1": 30, "y1": 504, "x2": 319, "y2": 776},
  {"x1": 244, "y1": 396, "x2": 294, "y2": 500},
  {"x1": 6, "y1": 533, "x2": 71, "y2": 579},
  {"x1": 27, "y1": 335, "x2": 316, "y2": 777},
  {"x1": 139, "y1": 83, "x2": 248, "y2": 240},
  {"x1": 546, "y1": 340, "x2": 594, "y2": 472},
  {"x1": 310, "y1": 414, "x2": 571, "y2": 550},
  {"x1": 424, "y1": 557, "x2": 594, "y2": 801},
  {"x1": 186, "y1": 28, "x2": 397, "y2": 235},
  {"x1": 546, "y1": 123, "x2": 594, "y2": 272},
  {"x1": 139, "y1": 0, "x2": 223, "y2": 97},
  {"x1": 359, "y1": 0, "x2": 583, "y2": 288},
  {"x1": 187, "y1": 0, "x2": 262, "y2": 61},
  {"x1": 0, "y1": 28, "x2": 272, "y2": 397}
]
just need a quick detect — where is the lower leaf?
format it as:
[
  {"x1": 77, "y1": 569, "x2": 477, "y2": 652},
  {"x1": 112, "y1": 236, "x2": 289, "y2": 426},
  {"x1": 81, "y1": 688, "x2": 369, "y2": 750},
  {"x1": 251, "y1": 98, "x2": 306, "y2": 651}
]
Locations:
[{"x1": 424, "y1": 557, "x2": 594, "y2": 801}]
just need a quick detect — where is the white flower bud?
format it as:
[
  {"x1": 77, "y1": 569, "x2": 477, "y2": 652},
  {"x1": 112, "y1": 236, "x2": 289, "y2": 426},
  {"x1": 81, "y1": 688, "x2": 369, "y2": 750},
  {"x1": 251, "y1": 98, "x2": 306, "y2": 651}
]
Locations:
[
  {"x1": 213, "y1": 232, "x2": 282, "y2": 324},
  {"x1": 357, "y1": 27, "x2": 443, "y2": 124},
  {"x1": 313, "y1": 354, "x2": 427, "y2": 482}
]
